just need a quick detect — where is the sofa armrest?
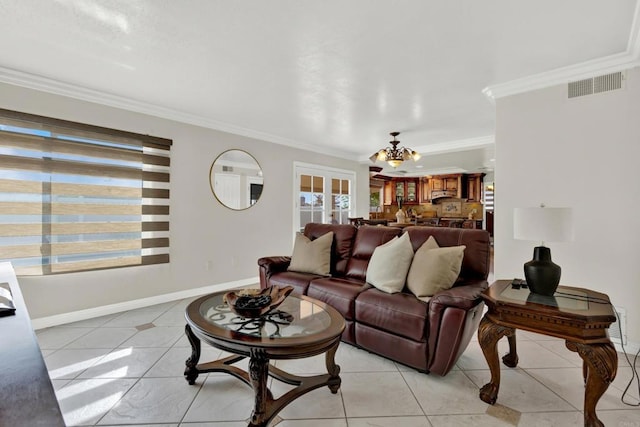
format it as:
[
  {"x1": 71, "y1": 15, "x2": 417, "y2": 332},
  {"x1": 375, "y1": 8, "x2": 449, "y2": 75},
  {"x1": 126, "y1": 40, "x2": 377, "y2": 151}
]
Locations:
[
  {"x1": 429, "y1": 281, "x2": 488, "y2": 312},
  {"x1": 258, "y1": 256, "x2": 291, "y2": 289},
  {"x1": 426, "y1": 280, "x2": 488, "y2": 375},
  {"x1": 427, "y1": 281, "x2": 488, "y2": 355}
]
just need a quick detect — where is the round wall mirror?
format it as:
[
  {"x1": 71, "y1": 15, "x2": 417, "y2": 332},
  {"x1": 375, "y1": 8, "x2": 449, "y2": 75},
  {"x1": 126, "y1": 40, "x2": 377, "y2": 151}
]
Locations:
[{"x1": 210, "y1": 150, "x2": 264, "y2": 210}]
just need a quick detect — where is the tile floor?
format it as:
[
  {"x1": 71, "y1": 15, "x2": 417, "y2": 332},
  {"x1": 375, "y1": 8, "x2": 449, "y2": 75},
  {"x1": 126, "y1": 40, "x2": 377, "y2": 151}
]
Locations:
[{"x1": 37, "y1": 295, "x2": 640, "y2": 427}]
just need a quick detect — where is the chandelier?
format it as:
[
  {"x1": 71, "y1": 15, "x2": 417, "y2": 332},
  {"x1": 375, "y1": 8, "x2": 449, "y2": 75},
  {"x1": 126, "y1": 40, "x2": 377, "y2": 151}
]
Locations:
[{"x1": 369, "y1": 132, "x2": 421, "y2": 168}]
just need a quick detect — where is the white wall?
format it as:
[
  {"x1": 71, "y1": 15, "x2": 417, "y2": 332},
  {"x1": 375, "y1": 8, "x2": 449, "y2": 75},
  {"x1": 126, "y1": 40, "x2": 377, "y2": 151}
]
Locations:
[
  {"x1": 495, "y1": 67, "x2": 640, "y2": 346},
  {"x1": 0, "y1": 82, "x2": 369, "y2": 319}
]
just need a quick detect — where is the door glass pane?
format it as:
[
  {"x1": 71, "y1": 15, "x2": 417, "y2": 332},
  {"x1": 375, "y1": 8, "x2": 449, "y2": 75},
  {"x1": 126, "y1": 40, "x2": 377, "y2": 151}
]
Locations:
[
  {"x1": 331, "y1": 179, "x2": 351, "y2": 224},
  {"x1": 332, "y1": 178, "x2": 340, "y2": 194},
  {"x1": 299, "y1": 175, "x2": 324, "y2": 230},
  {"x1": 300, "y1": 175, "x2": 311, "y2": 191},
  {"x1": 313, "y1": 176, "x2": 323, "y2": 192},
  {"x1": 295, "y1": 165, "x2": 354, "y2": 233}
]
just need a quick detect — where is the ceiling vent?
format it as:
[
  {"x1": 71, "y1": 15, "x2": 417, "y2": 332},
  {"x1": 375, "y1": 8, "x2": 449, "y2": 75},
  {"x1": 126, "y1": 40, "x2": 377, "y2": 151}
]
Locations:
[
  {"x1": 222, "y1": 165, "x2": 234, "y2": 172},
  {"x1": 568, "y1": 71, "x2": 624, "y2": 98}
]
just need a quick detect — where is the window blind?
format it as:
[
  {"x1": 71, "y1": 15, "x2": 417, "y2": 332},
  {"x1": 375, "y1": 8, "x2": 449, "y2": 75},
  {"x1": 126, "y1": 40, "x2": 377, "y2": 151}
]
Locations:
[{"x1": 0, "y1": 108, "x2": 171, "y2": 276}]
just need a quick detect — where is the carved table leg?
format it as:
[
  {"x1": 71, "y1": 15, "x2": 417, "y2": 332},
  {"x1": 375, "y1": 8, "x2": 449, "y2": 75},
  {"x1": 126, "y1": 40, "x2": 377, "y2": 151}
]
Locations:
[
  {"x1": 502, "y1": 331, "x2": 519, "y2": 367},
  {"x1": 566, "y1": 341, "x2": 618, "y2": 427},
  {"x1": 248, "y1": 348, "x2": 270, "y2": 427},
  {"x1": 184, "y1": 324, "x2": 201, "y2": 385},
  {"x1": 477, "y1": 316, "x2": 516, "y2": 405},
  {"x1": 325, "y1": 340, "x2": 341, "y2": 394}
]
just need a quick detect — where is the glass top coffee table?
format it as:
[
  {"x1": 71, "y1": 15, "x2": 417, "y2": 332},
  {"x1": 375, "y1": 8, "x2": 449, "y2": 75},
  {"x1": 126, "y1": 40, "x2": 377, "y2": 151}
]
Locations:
[{"x1": 184, "y1": 290, "x2": 345, "y2": 427}]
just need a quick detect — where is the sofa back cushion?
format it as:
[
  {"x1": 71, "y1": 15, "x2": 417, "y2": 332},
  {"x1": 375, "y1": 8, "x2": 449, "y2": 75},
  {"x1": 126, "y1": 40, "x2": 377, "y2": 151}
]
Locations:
[
  {"x1": 404, "y1": 226, "x2": 490, "y2": 282},
  {"x1": 345, "y1": 225, "x2": 402, "y2": 281},
  {"x1": 304, "y1": 223, "x2": 357, "y2": 276},
  {"x1": 288, "y1": 231, "x2": 333, "y2": 275}
]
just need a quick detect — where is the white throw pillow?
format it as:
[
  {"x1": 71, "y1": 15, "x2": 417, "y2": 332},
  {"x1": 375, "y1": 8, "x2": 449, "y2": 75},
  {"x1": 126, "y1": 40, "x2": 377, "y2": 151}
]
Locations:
[
  {"x1": 407, "y1": 239, "x2": 466, "y2": 297},
  {"x1": 366, "y1": 232, "x2": 415, "y2": 293},
  {"x1": 287, "y1": 231, "x2": 334, "y2": 275}
]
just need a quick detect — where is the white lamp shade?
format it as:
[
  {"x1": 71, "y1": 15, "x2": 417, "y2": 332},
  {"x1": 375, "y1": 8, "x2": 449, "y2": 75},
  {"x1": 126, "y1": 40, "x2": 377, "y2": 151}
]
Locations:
[{"x1": 513, "y1": 207, "x2": 573, "y2": 243}]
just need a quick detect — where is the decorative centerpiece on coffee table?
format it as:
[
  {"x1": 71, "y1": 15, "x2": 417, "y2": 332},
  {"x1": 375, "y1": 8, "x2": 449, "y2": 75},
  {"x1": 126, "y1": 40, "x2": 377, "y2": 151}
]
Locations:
[{"x1": 224, "y1": 285, "x2": 293, "y2": 318}]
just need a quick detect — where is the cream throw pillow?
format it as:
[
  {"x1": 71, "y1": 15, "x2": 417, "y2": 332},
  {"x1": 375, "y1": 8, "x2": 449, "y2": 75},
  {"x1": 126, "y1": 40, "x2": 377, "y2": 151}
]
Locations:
[
  {"x1": 288, "y1": 231, "x2": 334, "y2": 275},
  {"x1": 366, "y1": 232, "x2": 415, "y2": 293},
  {"x1": 407, "y1": 236, "x2": 465, "y2": 297}
]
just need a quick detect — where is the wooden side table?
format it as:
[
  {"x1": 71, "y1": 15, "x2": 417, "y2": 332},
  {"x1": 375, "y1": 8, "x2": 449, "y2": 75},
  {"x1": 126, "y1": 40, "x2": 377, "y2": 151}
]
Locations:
[{"x1": 478, "y1": 280, "x2": 618, "y2": 427}]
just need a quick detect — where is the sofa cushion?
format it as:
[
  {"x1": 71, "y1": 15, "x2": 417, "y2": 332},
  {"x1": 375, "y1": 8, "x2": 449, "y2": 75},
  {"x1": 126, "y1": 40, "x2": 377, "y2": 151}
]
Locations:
[
  {"x1": 355, "y1": 322, "x2": 428, "y2": 371},
  {"x1": 304, "y1": 223, "x2": 357, "y2": 276},
  {"x1": 404, "y1": 226, "x2": 490, "y2": 282},
  {"x1": 345, "y1": 226, "x2": 402, "y2": 281},
  {"x1": 366, "y1": 232, "x2": 414, "y2": 293},
  {"x1": 288, "y1": 231, "x2": 333, "y2": 275},
  {"x1": 307, "y1": 277, "x2": 365, "y2": 320},
  {"x1": 267, "y1": 270, "x2": 322, "y2": 296},
  {"x1": 407, "y1": 244, "x2": 466, "y2": 298},
  {"x1": 355, "y1": 287, "x2": 429, "y2": 342}
]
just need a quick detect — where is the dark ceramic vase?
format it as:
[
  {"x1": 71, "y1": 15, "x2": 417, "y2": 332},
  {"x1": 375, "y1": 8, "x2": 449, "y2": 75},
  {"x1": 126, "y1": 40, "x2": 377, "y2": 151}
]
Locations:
[{"x1": 524, "y1": 246, "x2": 561, "y2": 296}]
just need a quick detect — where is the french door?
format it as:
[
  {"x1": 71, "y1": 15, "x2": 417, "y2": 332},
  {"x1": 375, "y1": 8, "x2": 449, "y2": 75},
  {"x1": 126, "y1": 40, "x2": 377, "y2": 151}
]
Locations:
[{"x1": 294, "y1": 163, "x2": 356, "y2": 233}]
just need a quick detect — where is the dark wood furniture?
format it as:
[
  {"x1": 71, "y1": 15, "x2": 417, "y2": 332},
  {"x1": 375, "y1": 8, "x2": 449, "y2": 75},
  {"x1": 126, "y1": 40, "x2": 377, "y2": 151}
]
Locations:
[
  {"x1": 184, "y1": 291, "x2": 345, "y2": 427},
  {"x1": 478, "y1": 280, "x2": 617, "y2": 427},
  {"x1": 464, "y1": 173, "x2": 485, "y2": 202},
  {"x1": 0, "y1": 262, "x2": 65, "y2": 427},
  {"x1": 260, "y1": 224, "x2": 491, "y2": 376},
  {"x1": 383, "y1": 178, "x2": 420, "y2": 205}
]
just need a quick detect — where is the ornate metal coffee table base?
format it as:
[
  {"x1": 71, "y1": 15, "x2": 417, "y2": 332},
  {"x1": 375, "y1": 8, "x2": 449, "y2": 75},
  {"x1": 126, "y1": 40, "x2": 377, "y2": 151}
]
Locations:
[{"x1": 184, "y1": 324, "x2": 342, "y2": 427}]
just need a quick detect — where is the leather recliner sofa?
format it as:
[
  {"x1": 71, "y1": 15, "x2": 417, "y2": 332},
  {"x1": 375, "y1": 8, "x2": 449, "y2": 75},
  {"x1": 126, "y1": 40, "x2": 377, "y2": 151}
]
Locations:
[{"x1": 258, "y1": 223, "x2": 491, "y2": 376}]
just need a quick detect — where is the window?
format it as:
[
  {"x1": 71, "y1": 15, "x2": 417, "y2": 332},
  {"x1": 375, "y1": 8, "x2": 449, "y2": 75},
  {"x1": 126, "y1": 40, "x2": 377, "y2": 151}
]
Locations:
[
  {"x1": 0, "y1": 108, "x2": 171, "y2": 276},
  {"x1": 294, "y1": 163, "x2": 355, "y2": 233}
]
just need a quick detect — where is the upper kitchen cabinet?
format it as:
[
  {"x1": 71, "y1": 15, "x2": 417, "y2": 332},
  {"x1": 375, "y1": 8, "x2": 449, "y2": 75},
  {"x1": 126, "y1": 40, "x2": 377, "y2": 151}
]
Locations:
[
  {"x1": 384, "y1": 178, "x2": 419, "y2": 205},
  {"x1": 465, "y1": 173, "x2": 485, "y2": 202},
  {"x1": 429, "y1": 174, "x2": 462, "y2": 200}
]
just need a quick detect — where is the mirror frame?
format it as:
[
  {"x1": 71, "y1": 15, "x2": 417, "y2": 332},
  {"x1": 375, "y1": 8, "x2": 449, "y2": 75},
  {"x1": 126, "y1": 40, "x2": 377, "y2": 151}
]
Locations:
[{"x1": 209, "y1": 149, "x2": 264, "y2": 210}]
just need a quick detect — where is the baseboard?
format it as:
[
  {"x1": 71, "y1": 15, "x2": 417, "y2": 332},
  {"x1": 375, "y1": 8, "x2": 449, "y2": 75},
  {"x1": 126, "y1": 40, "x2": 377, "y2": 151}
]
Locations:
[{"x1": 31, "y1": 276, "x2": 259, "y2": 330}]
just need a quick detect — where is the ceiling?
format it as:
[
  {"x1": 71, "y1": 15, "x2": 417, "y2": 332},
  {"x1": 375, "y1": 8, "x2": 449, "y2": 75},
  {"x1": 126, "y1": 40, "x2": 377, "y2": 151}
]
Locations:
[{"x1": 1, "y1": 0, "x2": 639, "y2": 179}]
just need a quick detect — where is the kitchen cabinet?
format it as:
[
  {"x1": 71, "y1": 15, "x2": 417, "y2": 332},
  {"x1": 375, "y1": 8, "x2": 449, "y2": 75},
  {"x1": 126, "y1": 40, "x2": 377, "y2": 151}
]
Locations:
[
  {"x1": 388, "y1": 173, "x2": 484, "y2": 204},
  {"x1": 429, "y1": 174, "x2": 462, "y2": 200},
  {"x1": 383, "y1": 181, "x2": 393, "y2": 205},
  {"x1": 420, "y1": 178, "x2": 431, "y2": 203},
  {"x1": 444, "y1": 176, "x2": 460, "y2": 192},
  {"x1": 465, "y1": 173, "x2": 485, "y2": 202},
  {"x1": 430, "y1": 177, "x2": 444, "y2": 191},
  {"x1": 384, "y1": 178, "x2": 419, "y2": 205}
]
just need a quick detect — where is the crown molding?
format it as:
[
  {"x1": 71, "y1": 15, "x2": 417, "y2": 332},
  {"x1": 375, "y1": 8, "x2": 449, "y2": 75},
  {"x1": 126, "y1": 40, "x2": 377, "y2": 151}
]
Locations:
[
  {"x1": 484, "y1": 1, "x2": 640, "y2": 100},
  {"x1": 413, "y1": 135, "x2": 494, "y2": 155},
  {"x1": 0, "y1": 66, "x2": 359, "y2": 161},
  {"x1": 482, "y1": 52, "x2": 639, "y2": 100},
  {"x1": 357, "y1": 135, "x2": 495, "y2": 163}
]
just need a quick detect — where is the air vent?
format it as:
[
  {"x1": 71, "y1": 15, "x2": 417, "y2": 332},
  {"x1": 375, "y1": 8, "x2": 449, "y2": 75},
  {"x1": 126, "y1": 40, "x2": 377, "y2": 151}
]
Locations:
[
  {"x1": 222, "y1": 166, "x2": 234, "y2": 172},
  {"x1": 609, "y1": 305, "x2": 627, "y2": 346},
  {"x1": 568, "y1": 71, "x2": 624, "y2": 98}
]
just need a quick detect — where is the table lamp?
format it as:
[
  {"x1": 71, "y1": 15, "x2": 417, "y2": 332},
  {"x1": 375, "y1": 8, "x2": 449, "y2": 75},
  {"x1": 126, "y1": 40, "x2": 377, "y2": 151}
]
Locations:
[{"x1": 513, "y1": 205, "x2": 573, "y2": 296}]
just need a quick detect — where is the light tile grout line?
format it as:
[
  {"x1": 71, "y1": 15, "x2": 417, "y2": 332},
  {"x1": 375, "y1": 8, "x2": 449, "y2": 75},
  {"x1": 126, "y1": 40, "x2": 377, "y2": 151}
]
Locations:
[{"x1": 43, "y1": 297, "x2": 638, "y2": 426}]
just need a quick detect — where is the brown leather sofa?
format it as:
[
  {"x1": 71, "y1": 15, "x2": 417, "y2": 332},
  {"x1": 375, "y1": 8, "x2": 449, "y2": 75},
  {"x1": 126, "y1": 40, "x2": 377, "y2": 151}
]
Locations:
[{"x1": 258, "y1": 223, "x2": 491, "y2": 376}]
